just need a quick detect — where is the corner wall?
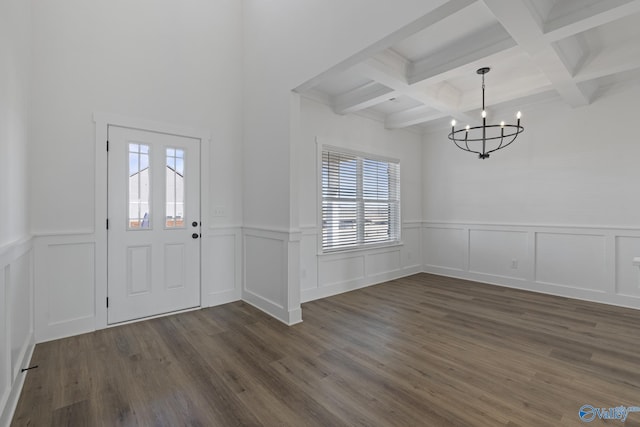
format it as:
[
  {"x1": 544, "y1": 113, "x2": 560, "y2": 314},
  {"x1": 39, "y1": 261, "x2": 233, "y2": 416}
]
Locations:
[
  {"x1": 242, "y1": 0, "x2": 446, "y2": 322},
  {"x1": 421, "y1": 83, "x2": 640, "y2": 309},
  {"x1": 299, "y1": 98, "x2": 423, "y2": 302},
  {"x1": 0, "y1": 0, "x2": 34, "y2": 424}
]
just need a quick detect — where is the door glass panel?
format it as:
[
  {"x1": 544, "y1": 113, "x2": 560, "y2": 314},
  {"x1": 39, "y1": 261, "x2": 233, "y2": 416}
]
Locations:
[
  {"x1": 166, "y1": 148, "x2": 185, "y2": 228},
  {"x1": 128, "y1": 143, "x2": 151, "y2": 229}
]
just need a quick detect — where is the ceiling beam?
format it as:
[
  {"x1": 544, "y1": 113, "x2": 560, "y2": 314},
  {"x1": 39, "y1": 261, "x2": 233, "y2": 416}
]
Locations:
[
  {"x1": 408, "y1": 23, "x2": 517, "y2": 85},
  {"x1": 544, "y1": 0, "x2": 640, "y2": 41},
  {"x1": 575, "y1": 38, "x2": 640, "y2": 82},
  {"x1": 356, "y1": 49, "x2": 409, "y2": 87},
  {"x1": 299, "y1": 88, "x2": 331, "y2": 106},
  {"x1": 386, "y1": 80, "x2": 556, "y2": 129},
  {"x1": 353, "y1": 49, "x2": 476, "y2": 125},
  {"x1": 483, "y1": 0, "x2": 593, "y2": 107},
  {"x1": 385, "y1": 106, "x2": 444, "y2": 129},
  {"x1": 457, "y1": 82, "x2": 555, "y2": 113},
  {"x1": 294, "y1": 0, "x2": 476, "y2": 93},
  {"x1": 331, "y1": 82, "x2": 397, "y2": 115}
]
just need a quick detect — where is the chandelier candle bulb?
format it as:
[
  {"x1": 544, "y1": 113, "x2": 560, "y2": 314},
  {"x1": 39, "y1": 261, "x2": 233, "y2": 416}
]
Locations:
[{"x1": 447, "y1": 67, "x2": 524, "y2": 159}]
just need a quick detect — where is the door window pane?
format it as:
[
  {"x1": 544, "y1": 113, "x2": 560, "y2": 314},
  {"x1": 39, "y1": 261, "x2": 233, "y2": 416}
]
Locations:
[
  {"x1": 166, "y1": 148, "x2": 185, "y2": 228},
  {"x1": 128, "y1": 143, "x2": 151, "y2": 229}
]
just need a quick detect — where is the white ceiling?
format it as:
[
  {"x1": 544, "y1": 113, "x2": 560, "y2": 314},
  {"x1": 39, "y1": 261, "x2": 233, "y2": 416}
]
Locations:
[{"x1": 295, "y1": 0, "x2": 640, "y2": 133}]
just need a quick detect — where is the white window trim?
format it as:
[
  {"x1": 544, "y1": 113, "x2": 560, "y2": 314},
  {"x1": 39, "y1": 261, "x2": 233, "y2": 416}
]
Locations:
[{"x1": 316, "y1": 140, "x2": 401, "y2": 254}]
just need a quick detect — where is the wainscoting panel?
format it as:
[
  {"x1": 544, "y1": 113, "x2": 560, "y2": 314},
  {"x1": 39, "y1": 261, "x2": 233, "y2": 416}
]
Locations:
[
  {"x1": 201, "y1": 227, "x2": 241, "y2": 306},
  {"x1": 469, "y1": 229, "x2": 528, "y2": 280},
  {"x1": 319, "y1": 255, "x2": 366, "y2": 287},
  {"x1": 34, "y1": 234, "x2": 96, "y2": 343},
  {"x1": 301, "y1": 223, "x2": 423, "y2": 303},
  {"x1": 401, "y1": 224, "x2": 422, "y2": 270},
  {"x1": 0, "y1": 265, "x2": 8, "y2": 424},
  {"x1": 535, "y1": 232, "x2": 605, "y2": 291},
  {"x1": 422, "y1": 222, "x2": 640, "y2": 310},
  {"x1": 423, "y1": 226, "x2": 466, "y2": 271},
  {"x1": 35, "y1": 227, "x2": 243, "y2": 342},
  {"x1": 243, "y1": 227, "x2": 302, "y2": 325},
  {"x1": 0, "y1": 237, "x2": 34, "y2": 427},
  {"x1": 300, "y1": 231, "x2": 318, "y2": 292},
  {"x1": 244, "y1": 233, "x2": 285, "y2": 308},
  {"x1": 367, "y1": 250, "x2": 401, "y2": 277},
  {"x1": 616, "y1": 236, "x2": 640, "y2": 297},
  {"x1": 9, "y1": 252, "x2": 32, "y2": 382}
]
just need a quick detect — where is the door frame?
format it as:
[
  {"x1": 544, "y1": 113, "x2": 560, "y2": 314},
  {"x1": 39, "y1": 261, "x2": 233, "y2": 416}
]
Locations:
[{"x1": 93, "y1": 113, "x2": 211, "y2": 330}]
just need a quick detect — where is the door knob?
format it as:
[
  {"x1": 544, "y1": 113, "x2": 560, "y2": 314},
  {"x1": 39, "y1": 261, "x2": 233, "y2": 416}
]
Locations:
[
  {"x1": 192, "y1": 221, "x2": 198, "y2": 227},
  {"x1": 192, "y1": 233, "x2": 199, "y2": 239}
]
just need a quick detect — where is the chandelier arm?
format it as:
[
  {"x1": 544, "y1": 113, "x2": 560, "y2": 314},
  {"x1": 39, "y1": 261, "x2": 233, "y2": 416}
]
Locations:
[
  {"x1": 485, "y1": 126, "x2": 524, "y2": 155},
  {"x1": 496, "y1": 134, "x2": 507, "y2": 153},
  {"x1": 453, "y1": 138, "x2": 481, "y2": 155},
  {"x1": 448, "y1": 131, "x2": 482, "y2": 155},
  {"x1": 496, "y1": 127, "x2": 505, "y2": 151}
]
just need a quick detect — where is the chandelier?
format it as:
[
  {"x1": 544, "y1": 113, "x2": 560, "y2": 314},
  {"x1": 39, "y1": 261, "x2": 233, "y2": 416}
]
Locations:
[{"x1": 448, "y1": 67, "x2": 523, "y2": 159}]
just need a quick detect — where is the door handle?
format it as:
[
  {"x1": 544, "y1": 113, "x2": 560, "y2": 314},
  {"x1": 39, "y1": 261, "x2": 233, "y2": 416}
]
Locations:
[
  {"x1": 192, "y1": 221, "x2": 198, "y2": 227},
  {"x1": 192, "y1": 233, "x2": 199, "y2": 239}
]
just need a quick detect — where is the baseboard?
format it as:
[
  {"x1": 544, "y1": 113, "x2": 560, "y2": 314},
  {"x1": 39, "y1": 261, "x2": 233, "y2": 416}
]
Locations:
[
  {"x1": 0, "y1": 341, "x2": 34, "y2": 427},
  {"x1": 422, "y1": 266, "x2": 640, "y2": 311},
  {"x1": 202, "y1": 289, "x2": 241, "y2": 308},
  {"x1": 301, "y1": 265, "x2": 422, "y2": 303},
  {"x1": 35, "y1": 315, "x2": 95, "y2": 344},
  {"x1": 242, "y1": 290, "x2": 302, "y2": 326}
]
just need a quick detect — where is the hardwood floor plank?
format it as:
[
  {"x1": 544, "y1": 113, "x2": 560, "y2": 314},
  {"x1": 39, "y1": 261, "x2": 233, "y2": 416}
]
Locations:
[
  {"x1": 49, "y1": 400, "x2": 90, "y2": 427},
  {"x1": 11, "y1": 273, "x2": 640, "y2": 426}
]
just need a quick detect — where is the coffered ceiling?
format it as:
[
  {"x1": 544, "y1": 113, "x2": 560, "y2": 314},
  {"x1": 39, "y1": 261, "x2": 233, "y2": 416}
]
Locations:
[{"x1": 295, "y1": 0, "x2": 640, "y2": 132}]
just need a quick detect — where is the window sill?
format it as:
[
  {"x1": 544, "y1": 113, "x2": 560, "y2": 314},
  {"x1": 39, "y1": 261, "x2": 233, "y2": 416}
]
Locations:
[{"x1": 318, "y1": 241, "x2": 404, "y2": 257}]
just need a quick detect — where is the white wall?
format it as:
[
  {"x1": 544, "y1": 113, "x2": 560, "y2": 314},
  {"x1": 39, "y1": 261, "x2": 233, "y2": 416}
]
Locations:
[
  {"x1": 299, "y1": 98, "x2": 423, "y2": 301},
  {"x1": 0, "y1": 0, "x2": 30, "y2": 248},
  {"x1": 31, "y1": 0, "x2": 244, "y2": 341},
  {"x1": 422, "y1": 82, "x2": 640, "y2": 309},
  {"x1": 31, "y1": 0, "x2": 243, "y2": 234},
  {"x1": 0, "y1": 1, "x2": 35, "y2": 425},
  {"x1": 242, "y1": 0, "x2": 451, "y2": 323},
  {"x1": 243, "y1": 0, "x2": 449, "y2": 229}
]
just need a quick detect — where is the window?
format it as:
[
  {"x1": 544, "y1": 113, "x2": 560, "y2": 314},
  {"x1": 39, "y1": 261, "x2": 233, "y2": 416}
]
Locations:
[
  {"x1": 165, "y1": 148, "x2": 185, "y2": 228},
  {"x1": 128, "y1": 143, "x2": 151, "y2": 229},
  {"x1": 321, "y1": 147, "x2": 400, "y2": 251}
]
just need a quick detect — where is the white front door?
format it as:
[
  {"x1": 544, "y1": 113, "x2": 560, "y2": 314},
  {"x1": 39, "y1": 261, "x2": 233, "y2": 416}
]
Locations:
[{"x1": 107, "y1": 125, "x2": 201, "y2": 324}]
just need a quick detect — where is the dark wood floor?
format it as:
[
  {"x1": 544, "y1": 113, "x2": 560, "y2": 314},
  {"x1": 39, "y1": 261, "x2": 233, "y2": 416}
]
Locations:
[{"x1": 12, "y1": 273, "x2": 640, "y2": 426}]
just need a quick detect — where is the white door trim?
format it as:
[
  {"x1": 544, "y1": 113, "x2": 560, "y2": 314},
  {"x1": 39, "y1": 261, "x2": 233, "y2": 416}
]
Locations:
[{"x1": 93, "y1": 112, "x2": 211, "y2": 330}]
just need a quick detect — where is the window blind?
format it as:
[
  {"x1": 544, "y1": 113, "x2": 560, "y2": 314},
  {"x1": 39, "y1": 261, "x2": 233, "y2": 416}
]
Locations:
[{"x1": 322, "y1": 148, "x2": 400, "y2": 251}]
